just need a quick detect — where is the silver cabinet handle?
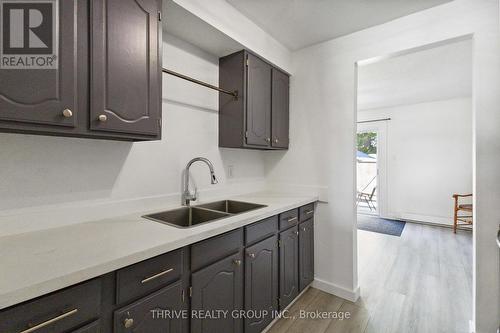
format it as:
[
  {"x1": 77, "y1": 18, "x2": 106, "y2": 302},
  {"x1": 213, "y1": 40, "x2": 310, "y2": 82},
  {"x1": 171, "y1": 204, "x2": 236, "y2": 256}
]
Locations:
[
  {"x1": 248, "y1": 253, "x2": 255, "y2": 259},
  {"x1": 124, "y1": 318, "x2": 134, "y2": 329},
  {"x1": 20, "y1": 309, "x2": 78, "y2": 333},
  {"x1": 233, "y1": 259, "x2": 242, "y2": 266},
  {"x1": 274, "y1": 138, "x2": 279, "y2": 143},
  {"x1": 295, "y1": 231, "x2": 299, "y2": 235},
  {"x1": 302, "y1": 227, "x2": 307, "y2": 232},
  {"x1": 265, "y1": 137, "x2": 271, "y2": 143},
  {"x1": 497, "y1": 228, "x2": 500, "y2": 248},
  {"x1": 62, "y1": 109, "x2": 73, "y2": 118},
  {"x1": 287, "y1": 216, "x2": 298, "y2": 223},
  {"x1": 98, "y1": 114, "x2": 107, "y2": 122},
  {"x1": 141, "y1": 268, "x2": 174, "y2": 284},
  {"x1": 305, "y1": 210, "x2": 314, "y2": 215}
]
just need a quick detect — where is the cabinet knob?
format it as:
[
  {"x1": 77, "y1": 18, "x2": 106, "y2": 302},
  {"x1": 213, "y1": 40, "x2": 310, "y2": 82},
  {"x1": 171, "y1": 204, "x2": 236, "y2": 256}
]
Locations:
[
  {"x1": 265, "y1": 137, "x2": 271, "y2": 143},
  {"x1": 62, "y1": 109, "x2": 73, "y2": 118},
  {"x1": 248, "y1": 253, "x2": 255, "y2": 259},
  {"x1": 303, "y1": 227, "x2": 307, "y2": 232},
  {"x1": 295, "y1": 231, "x2": 299, "y2": 235},
  {"x1": 124, "y1": 318, "x2": 134, "y2": 329},
  {"x1": 98, "y1": 114, "x2": 108, "y2": 122},
  {"x1": 233, "y1": 259, "x2": 242, "y2": 266},
  {"x1": 274, "y1": 138, "x2": 279, "y2": 143}
]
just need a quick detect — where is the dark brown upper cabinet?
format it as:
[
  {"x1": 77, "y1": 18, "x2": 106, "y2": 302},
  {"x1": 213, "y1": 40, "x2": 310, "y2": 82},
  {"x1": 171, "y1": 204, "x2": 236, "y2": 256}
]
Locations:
[
  {"x1": 219, "y1": 50, "x2": 290, "y2": 150},
  {"x1": 90, "y1": 0, "x2": 161, "y2": 136},
  {"x1": 0, "y1": 0, "x2": 162, "y2": 141},
  {"x1": 246, "y1": 53, "x2": 272, "y2": 147},
  {"x1": 271, "y1": 68, "x2": 290, "y2": 149},
  {"x1": 0, "y1": 0, "x2": 78, "y2": 128}
]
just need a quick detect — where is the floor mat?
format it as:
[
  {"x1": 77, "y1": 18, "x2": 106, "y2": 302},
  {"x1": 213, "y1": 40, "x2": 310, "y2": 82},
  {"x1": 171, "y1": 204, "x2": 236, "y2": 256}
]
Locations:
[{"x1": 357, "y1": 215, "x2": 406, "y2": 236}]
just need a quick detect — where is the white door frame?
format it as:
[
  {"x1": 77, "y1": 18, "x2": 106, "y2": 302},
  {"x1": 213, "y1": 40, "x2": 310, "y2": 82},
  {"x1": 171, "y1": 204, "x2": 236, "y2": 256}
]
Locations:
[{"x1": 357, "y1": 121, "x2": 388, "y2": 218}]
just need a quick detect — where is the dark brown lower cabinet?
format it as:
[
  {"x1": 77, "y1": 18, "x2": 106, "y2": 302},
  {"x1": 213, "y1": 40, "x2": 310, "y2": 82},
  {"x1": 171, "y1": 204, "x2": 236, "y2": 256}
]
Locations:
[
  {"x1": 72, "y1": 321, "x2": 100, "y2": 333},
  {"x1": 0, "y1": 203, "x2": 316, "y2": 333},
  {"x1": 279, "y1": 226, "x2": 299, "y2": 310},
  {"x1": 244, "y1": 235, "x2": 279, "y2": 333},
  {"x1": 299, "y1": 219, "x2": 315, "y2": 292},
  {"x1": 114, "y1": 280, "x2": 186, "y2": 333},
  {"x1": 0, "y1": 279, "x2": 101, "y2": 333},
  {"x1": 191, "y1": 252, "x2": 244, "y2": 333}
]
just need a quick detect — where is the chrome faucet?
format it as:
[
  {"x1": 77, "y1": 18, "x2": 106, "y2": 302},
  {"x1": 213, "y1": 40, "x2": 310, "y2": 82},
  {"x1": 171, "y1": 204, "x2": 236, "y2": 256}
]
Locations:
[{"x1": 182, "y1": 157, "x2": 218, "y2": 206}]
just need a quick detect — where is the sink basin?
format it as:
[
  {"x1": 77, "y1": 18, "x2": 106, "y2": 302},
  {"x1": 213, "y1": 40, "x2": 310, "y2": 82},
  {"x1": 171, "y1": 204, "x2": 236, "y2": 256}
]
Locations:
[
  {"x1": 143, "y1": 207, "x2": 230, "y2": 228},
  {"x1": 143, "y1": 200, "x2": 266, "y2": 228},
  {"x1": 196, "y1": 200, "x2": 267, "y2": 214}
]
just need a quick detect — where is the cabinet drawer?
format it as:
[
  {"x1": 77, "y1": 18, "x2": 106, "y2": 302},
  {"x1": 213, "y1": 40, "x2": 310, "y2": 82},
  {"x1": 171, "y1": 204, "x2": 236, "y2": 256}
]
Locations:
[
  {"x1": 245, "y1": 216, "x2": 278, "y2": 245},
  {"x1": 114, "y1": 281, "x2": 185, "y2": 333},
  {"x1": 191, "y1": 228, "x2": 243, "y2": 272},
  {"x1": 299, "y1": 203, "x2": 315, "y2": 222},
  {"x1": 116, "y1": 249, "x2": 184, "y2": 305},
  {"x1": 279, "y1": 209, "x2": 299, "y2": 230},
  {"x1": 0, "y1": 279, "x2": 101, "y2": 333},
  {"x1": 72, "y1": 320, "x2": 100, "y2": 333}
]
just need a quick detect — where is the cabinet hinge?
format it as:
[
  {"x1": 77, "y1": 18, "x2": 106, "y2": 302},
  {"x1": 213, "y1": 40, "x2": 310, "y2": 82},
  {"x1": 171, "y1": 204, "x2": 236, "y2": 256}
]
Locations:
[
  {"x1": 158, "y1": 118, "x2": 162, "y2": 128},
  {"x1": 181, "y1": 289, "x2": 185, "y2": 303},
  {"x1": 246, "y1": 58, "x2": 249, "y2": 66},
  {"x1": 278, "y1": 240, "x2": 282, "y2": 248},
  {"x1": 245, "y1": 131, "x2": 249, "y2": 138},
  {"x1": 189, "y1": 286, "x2": 192, "y2": 297},
  {"x1": 158, "y1": 11, "x2": 162, "y2": 21}
]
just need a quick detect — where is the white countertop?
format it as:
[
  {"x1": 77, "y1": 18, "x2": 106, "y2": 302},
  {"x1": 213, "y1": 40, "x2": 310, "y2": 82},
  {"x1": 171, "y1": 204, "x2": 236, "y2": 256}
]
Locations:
[{"x1": 0, "y1": 192, "x2": 317, "y2": 310}]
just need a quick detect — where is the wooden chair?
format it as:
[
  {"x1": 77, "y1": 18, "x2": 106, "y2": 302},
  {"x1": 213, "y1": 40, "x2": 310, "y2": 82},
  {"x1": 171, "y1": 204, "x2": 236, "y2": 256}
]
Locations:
[{"x1": 453, "y1": 193, "x2": 473, "y2": 233}]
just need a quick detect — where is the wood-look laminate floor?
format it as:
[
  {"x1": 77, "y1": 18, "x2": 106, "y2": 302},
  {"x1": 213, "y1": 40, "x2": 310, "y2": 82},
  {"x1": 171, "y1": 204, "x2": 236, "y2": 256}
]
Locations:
[{"x1": 268, "y1": 222, "x2": 472, "y2": 333}]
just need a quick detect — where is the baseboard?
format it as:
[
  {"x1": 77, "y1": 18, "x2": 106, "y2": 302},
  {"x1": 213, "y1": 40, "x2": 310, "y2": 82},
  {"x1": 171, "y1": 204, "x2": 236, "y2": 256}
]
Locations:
[
  {"x1": 396, "y1": 212, "x2": 452, "y2": 226},
  {"x1": 403, "y1": 218, "x2": 472, "y2": 231},
  {"x1": 312, "y1": 278, "x2": 360, "y2": 302}
]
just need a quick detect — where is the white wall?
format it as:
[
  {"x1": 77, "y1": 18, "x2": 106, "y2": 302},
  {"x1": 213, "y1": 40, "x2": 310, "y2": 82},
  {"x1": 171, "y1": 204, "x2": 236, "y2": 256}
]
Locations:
[
  {"x1": 0, "y1": 33, "x2": 266, "y2": 230},
  {"x1": 172, "y1": 0, "x2": 292, "y2": 72},
  {"x1": 358, "y1": 98, "x2": 473, "y2": 225},
  {"x1": 266, "y1": 1, "x2": 500, "y2": 331}
]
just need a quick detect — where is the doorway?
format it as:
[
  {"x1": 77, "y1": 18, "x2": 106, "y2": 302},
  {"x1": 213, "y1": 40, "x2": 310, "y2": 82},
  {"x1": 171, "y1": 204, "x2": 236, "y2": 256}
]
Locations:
[{"x1": 355, "y1": 37, "x2": 473, "y2": 332}]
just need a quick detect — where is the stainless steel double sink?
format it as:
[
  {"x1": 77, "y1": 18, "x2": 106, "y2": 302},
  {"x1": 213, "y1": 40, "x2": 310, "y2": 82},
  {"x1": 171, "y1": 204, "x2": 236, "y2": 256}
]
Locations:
[{"x1": 143, "y1": 200, "x2": 267, "y2": 228}]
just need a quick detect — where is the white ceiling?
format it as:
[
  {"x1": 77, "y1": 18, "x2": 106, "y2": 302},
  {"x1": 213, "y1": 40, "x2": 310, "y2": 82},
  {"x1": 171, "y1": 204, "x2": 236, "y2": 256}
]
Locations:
[
  {"x1": 225, "y1": 0, "x2": 452, "y2": 50},
  {"x1": 357, "y1": 39, "x2": 472, "y2": 111}
]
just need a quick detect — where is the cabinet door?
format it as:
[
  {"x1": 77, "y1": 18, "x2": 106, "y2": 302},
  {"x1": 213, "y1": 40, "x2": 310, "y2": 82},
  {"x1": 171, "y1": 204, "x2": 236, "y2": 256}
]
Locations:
[
  {"x1": 90, "y1": 0, "x2": 161, "y2": 136},
  {"x1": 299, "y1": 219, "x2": 314, "y2": 291},
  {"x1": 71, "y1": 320, "x2": 100, "y2": 333},
  {"x1": 271, "y1": 69, "x2": 289, "y2": 148},
  {"x1": 191, "y1": 252, "x2": 243, "y2": 333},
  {"x1": 114, "y1": 280, "x2": 186, "y2": 333},
  {"x1": 245, "y1": 53, "x2": 271, "y2": 147},
  {"x1": 279, "y1": 226, "x2": 299, "y2": 310},
  {"x1": 245, "y1": 235, "x2": 278, "y2": 333},
  {"x1": 0, "y1": 0, "x2": 77, "y2": 127}
]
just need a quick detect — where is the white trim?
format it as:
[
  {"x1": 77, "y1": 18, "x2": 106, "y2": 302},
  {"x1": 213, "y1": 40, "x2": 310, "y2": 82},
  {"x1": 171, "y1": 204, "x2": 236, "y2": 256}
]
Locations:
[
  {"x1": 312, "y1": 278, "x2": 360, "y2": 302},
  {"x1": 397, "y1": 212, "x2": 453, "y2": 226}
]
